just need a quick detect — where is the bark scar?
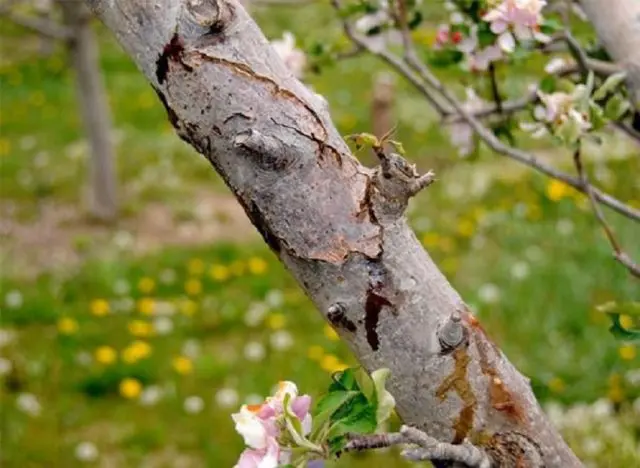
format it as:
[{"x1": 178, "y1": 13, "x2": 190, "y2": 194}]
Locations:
[
  {"x1": 466, "y1": 312, "x2": 527, "y2": 425},
  {"x1": 435, "y1": 346, "x2": 476, "y2": 444},
  {"x1": 364, "y1": 290, "x2": 392, "y2": 351},
  {"x1": 156, "y1": 32, "x2": 193, "y2": 85}
]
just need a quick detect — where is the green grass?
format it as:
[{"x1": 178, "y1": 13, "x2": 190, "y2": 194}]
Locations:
[{"x1": 1, "y1": 3, "x2": 639, "y2": 467}]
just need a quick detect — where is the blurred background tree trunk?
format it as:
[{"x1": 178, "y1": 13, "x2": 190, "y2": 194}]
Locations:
[{"x1": 59, "y1": 0, "x2": 118, "y2": 222}]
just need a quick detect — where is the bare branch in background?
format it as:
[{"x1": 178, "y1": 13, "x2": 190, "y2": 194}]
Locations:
[
  {"x1": 331, "y1": 0, "x2": 640, "y2": 226},
  {"x1": 0, "y1": 9, "x2": 72, "y2": 40},
  {"x1": 573, "y1": 147, "x2": 640, "y2": 278}
]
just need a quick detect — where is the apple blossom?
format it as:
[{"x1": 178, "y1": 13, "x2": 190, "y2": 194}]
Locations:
[
  {"x1": 232, "y1": 381, "x2": 317, "y2": 468},
  {"x1": 271, "y1": 32, "x2": 306, "y2": 79},
  {"x1": 483, "y1": 0, "x2": 550, "y2": 52}
]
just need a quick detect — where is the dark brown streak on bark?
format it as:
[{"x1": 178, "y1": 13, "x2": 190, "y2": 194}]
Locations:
[
  {"x1": 357, "y1": 176, "x2": 378, "y2": 224},
  {"x1": 466, "y1": 312, "x2": 526, "y2": 425},
  {"x1": 235, "y1": 197, "x2": 282, "y2": 254},
  {"x1": 156, "y1": 32, "x2": 193, "y2": 85},
  {"x1": 153, "y1": 87, "x2": 180, "y2": 129},
  {"x1": 364, "y1": 289, "x2": 392, "y2": 351},
  {"x1": 435, "y1": 345, "x2": 476, "y2": 444}
]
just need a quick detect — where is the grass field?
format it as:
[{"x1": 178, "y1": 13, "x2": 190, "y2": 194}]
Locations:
[{"x1": 1, "y1": 3, "x2": 639, "y2": 467}]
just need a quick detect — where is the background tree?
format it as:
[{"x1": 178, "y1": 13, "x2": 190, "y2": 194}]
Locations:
[{"x1": 1, "y1": 0, "x2": 118, "y2": 221}]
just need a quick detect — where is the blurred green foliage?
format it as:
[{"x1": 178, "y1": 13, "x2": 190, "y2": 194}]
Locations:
[{"x1": 0, "y1": 2, "x2": 639, "y2": 467}]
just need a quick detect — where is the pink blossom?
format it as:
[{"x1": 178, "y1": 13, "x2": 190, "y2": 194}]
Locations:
[
  {"x1": 483, "y1": 0, "x2": 549, "y2": 52},
  {"x1": 271, "y1": 32, "x2": 306, "y2": 79},
  {"x1": 235, "y1": 437, "x2": 282, "y2": 468}
]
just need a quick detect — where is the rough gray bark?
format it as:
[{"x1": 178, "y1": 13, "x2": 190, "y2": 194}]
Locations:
[
  {"x1": 60, "y1": 0, "x2": 118, "y2": 221},
  {"x1": 580, "y1": 0, "x2": 640, "y2": 108},
  {"x1": 85, "y1": 1, "x2": 582, "y2": 466}
]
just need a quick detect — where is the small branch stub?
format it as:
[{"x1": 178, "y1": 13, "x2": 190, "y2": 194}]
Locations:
[{"x1": 437, "y1": 311, "x2": 467, "y2": 354}]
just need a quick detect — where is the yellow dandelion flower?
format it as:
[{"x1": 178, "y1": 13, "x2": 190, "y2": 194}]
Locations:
[
  {"x1": 422, "y1": 232, "x2": 439, "y2": 248},
  {"x1": 323, "y1": 324, "x2": 340, "y2": 342},
  {"x1": 526, "y1": 204, "x2": 542, "y2": 221},
  {"x1": 307, "y1": 345, "x2": 324, "y2": 361},
  {"x1": 137, "y1": 298, "x2": 155, "y2": 315},
  {"x1": 178, "y1": 299, "x2": 197, "y2": 316},
  {"x1": 188, "y1": 258, "x2": 205, "y2": 276},
  {"x1": 439, "y1": 237, "x2": 455, "y2": 253},
  {"x1": 607, "y1": 385, "x2": 624, "y2": 403},
  {"x1": 230, "y1": 261, "x2": 245, "y2": 276},
  {"x1": 546, "y1": 180, "x2": 571, "y2": 202},
  {"x1": 138, "y1": 277, "x2": 156, "y2": 294},
  {"x1": 119, "y1": 378, "x2": 142, "y2": 399},
  {"x1": 320, "y1": 354, "x2": 348, "y2": 373},
  {"x1": 456, "y1": 219, "x2": 475, "y2": 238},
  {"x1": 95, "y1": 346, "x2": 117, "y2": 365},
  {"x1": 618, "y1": 344, "x2": 637, "y2": 361},
  {"x1": 172, "y1": 356, "x2": 193, "y2": 375},
  {"x1": 619, "y1": 314, "x2": 634, "y2": 330},
  {"x1": 122, "y1": 340, "x2": 152, "y2": 364},
  {"x1": 90, "y1": 299, "x2": 110, "y2": 317},
  {"x1": 267, "y1": 313, "x2": 286, "y2": 330},
  {"x1": 209, "y1": 264, "x2": 230, "y2": 282},
  {"x1": 472, "y1": 207, "x2": 486, "y2": 222},
  {"x1": 185, "y1": 278, "x2": 202, "y2": 296},
  {"x1": 0, "y1": 138, "x2": 10, "y2": 157},
  {"x1": 29, "y1": 91, "x2": 46, "y2": 107},
  {"x1": 548, "y1": 377, "x2": 565, "y2": 393},
  {"x1": 248, "y1": 257, "x2": 268, "y2": 275},
  {"x1": 57, "y1": 317, "x2": 78, "y2": 335},
  {"x1": 128, "y1": 320, "x2": 154, "y2": 338}
]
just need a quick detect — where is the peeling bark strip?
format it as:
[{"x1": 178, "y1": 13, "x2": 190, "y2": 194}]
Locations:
[
  {"x1": 435, "y1": 347, "x2": 476, "y2": 444},
  {"x1": 87, "y1": 1, "x2": 583, "y2": 466},
  {"x1": 466, "y1": 312, "x2": 526, "y2": 424}
]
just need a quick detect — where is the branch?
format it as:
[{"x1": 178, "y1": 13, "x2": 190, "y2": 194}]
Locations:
[
  {"x1": 572, "y1": 146, "x2": 640, "y2": 278},
  {"x1": 86, "y1": 0, "x2": 582, "y2": 466},
  {"x1": 331, "y1": 0, "x2": 640, "y2": 224},
  {"x1": 346, "y1": 425, "x2": 491, "y2": 468},
  {"x1": 0, "y1": 9, "x2": 72, "y2": 40}
]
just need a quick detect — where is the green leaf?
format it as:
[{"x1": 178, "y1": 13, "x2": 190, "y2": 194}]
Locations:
[
  {"x1": 328, "y1": 368, "x2": 359, "y2": 392},
  {"x1": 588, "y1": 101, "x2": 607, "y2": 130},
  {"x1": 328, "y1": 395, "x2": 377, "y2": 438},
  {"x1": 312, "y1": 390, "x2": 359, "y2": 431},
  {"x1": 540, "y1": 18, "x2": 562, "y2": 35},
  {"x1": 539, "y1": 76, "x2": 557, "y2": 93},
  {"x1": 604, "y1": 94, "x2": 631, "y2": 120},
  {"x1": 593, "y1": 71, "x2": 627, "y2": 100},
  {"x1": 477, "y1": 22, "x2": 495, "y2": 48},
  {"x1": 607, "y1": 314, "x2": 640, "y2": 342},
  {"x1": 428, "y1": 49, "x2": 464, "y2": 68},
  {"x1": 370, "y1": 368, "x2": 395, "y2": 428},
  {"x1": 598, "y1": 301, "x2": 640, "y2": 342},
  {"x1": 387, "y1": 140, "x2": 406, "y2": 155}
]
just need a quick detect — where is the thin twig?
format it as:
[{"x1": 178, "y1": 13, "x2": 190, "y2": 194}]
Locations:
[
  {"x1": 563, "y1": 31, "x2": 589, "y2": 79},
  {"x1": 346, "y1": 425, "x2": 491, "y2": 468},
  {"x1": 330, "y1": 2, "x2": 640, "y2": 223},
  {"x1": 573, "y1": 146, "x2": 640, "y2": 278},
  {"x1": 488, "y1": 63, "x2": 503, "y2": 114},
  {"x1": 0, "y1": 10, "x2": 72, "y2": 40}
]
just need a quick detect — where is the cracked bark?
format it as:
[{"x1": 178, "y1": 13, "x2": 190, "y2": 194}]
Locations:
[{"x1": 85, "y1": 1, "x2": 582, "y2": 466}]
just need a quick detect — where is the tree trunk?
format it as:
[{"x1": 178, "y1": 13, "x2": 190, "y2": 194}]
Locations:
[
  {"x1": 579, "y1": 0, "x2": 640, "y2": 108},
  {"x1": 60, "y1": 0, "x2": 118, "y2": 222},
  {"x1": 85, "y1": 1, "x2": 582, "y2": 466}
]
